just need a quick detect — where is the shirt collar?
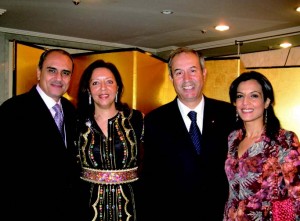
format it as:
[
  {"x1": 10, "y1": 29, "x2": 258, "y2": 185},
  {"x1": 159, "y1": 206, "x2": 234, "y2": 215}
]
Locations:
[{"x1": 36, "y1": 84, "x2": 61, "y2": 110}]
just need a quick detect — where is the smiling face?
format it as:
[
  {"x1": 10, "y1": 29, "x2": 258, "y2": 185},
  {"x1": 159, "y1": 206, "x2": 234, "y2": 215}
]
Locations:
[
  {"x1": 235, "y1": 79, "x2": 270, "y2": 124},
  {"x1": 89, "y1": 67, "x2": 118, "y2": 110},
  {"x1": 170, "y1": 52, "x2": 206, "y2": 109},
  {"x1": 37, "y1": 51, "x2": 73, "y2": 102}
]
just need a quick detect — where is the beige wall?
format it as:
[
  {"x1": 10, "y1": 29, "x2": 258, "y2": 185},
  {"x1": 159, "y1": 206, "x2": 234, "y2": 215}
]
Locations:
[{"x1": 241, "y1": 47, "x2": 300, "y2": 68}]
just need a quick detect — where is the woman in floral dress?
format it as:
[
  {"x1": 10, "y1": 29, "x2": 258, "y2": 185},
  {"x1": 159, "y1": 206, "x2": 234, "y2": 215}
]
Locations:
[
  {"x1": 76, "y1": 59, "x2": 144, "y2": 221},
  {"x1": 223, "y1": 71, "x2": 300, "y2": 221}
]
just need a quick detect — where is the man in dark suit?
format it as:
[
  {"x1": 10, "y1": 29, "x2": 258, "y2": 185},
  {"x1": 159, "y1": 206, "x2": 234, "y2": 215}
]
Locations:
[
  {"x1": 0, "y1": 49, "x2": 82, "y2": 220},
  {"x1": 139, "y1": 47, "x2": 236, "y2": 221}
]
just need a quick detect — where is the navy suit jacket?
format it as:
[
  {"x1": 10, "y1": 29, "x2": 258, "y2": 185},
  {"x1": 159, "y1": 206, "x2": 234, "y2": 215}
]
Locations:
[
  {"x1": 0, "y1": 86, "x2": 81, "y2": 220},
  {"x1": 139, "y1": 96, "x2": 235, "y2": 221}
]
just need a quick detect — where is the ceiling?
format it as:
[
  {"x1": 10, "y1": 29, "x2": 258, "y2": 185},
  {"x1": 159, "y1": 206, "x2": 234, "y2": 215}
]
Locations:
[{"x1": 0, "y1": 0, "x2": 300, "y2": 59}]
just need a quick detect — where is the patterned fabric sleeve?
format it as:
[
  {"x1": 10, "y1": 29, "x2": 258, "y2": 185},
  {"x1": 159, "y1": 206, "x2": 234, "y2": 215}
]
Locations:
[{"x1": 279, "y1": 130, "x2": 300, "y2": 220}]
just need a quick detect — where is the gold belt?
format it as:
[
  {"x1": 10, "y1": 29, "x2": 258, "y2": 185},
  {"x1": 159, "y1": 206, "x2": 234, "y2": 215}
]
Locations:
[{"x1": 81, "y1": 167, "x2": 138, "y2": 184}]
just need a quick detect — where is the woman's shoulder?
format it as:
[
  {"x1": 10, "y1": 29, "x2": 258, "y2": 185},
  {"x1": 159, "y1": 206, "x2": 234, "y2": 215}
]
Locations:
[
  {"x1": 278, "y1": 128, "x2": 299, "y2": 140},
  {"x1": 228, "y1": 129, "x2": 243, "y2": 145},
  {"x1": 275, "y1": 128, "x2": 300, "y2": 152},
  {"x1": 132, "y1": 108, "x2": 144, "y2": 117},
  {"x1": 121, "y1": 108, "x2": 144, "y2": 119},
  {"x1": 229, "y1": 129, "x2": 242, "y2": 138}
]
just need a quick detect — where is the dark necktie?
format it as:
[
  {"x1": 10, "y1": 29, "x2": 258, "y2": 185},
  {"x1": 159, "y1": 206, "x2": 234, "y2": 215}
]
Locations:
[
  {"x1": 188, "y1": 111, "x2": 202, "y2": 155},
  {"x1": 53, "y1": 103, "x2": 65, "y2": 140}
]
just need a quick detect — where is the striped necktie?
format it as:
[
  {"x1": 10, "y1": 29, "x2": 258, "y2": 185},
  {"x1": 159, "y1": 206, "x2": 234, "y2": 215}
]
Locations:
[
  {"x1": 188, "y1": 111, "x2": 202, "y2": 155},
  {"x1": 52, "y1": 103, "x2": 65, "y2": 140}
]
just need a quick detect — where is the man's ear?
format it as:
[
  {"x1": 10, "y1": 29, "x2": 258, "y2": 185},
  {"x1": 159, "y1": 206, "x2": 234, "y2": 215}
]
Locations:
[
  {"x1": 202, "y1": 68, "x2": 207, "y2": 81},
  {"x1": 37, "y1": 67, "x2": 41, "y2": 81}
]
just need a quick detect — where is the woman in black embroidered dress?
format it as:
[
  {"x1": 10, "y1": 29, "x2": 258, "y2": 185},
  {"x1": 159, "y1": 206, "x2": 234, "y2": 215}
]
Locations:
[{"x1": 76, "y1": 59, "x2": 144, "y2": 221}]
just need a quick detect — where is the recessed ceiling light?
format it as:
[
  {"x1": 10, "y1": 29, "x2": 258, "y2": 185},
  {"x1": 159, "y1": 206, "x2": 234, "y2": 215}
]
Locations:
[
  {"x1": 280, "y1": 42, "x2": 292, "y2": 48},
  {"x1": 215, "y1": 25, "x2": 230, "y2": 31},
  {"x1": 0, "y1": 8, "x2": 6, "y2": 15},
  {"x1": 296, "y1": 7, "x2": 300, "y2": 12},
  {"x1": 161, "y1": 9, "x2": 173, "y2": 15}
]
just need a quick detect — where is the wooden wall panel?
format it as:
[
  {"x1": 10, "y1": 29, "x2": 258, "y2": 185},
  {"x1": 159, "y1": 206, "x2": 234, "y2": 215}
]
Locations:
[
  {"x1": 16, "y1": 44, "x2": 44, "y2": 95},
  {"x1": 204, "y1": 59, "x2": 243, "y2": 102}
]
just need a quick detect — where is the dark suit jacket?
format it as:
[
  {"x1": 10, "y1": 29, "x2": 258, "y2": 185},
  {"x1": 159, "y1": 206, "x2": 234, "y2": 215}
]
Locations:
[
  {"x1": 138, "y1": 96, "x2": 235, "y2": 221},
  {"x1": 0, "y1": 86, "x2": 82, "y2": 221}
]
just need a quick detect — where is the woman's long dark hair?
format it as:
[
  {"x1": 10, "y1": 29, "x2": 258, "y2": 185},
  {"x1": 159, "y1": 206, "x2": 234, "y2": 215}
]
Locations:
[
  {"x1": 76, "y1": 59, "x2": 129, "y2": 122},
  {"x1": 229, "y1": 71, "x2": 281, "y2": 141}
]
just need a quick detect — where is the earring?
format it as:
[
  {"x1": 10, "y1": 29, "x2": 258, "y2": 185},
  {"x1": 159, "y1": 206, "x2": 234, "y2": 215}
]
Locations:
[
  {"x1": 115, "y1": 92, "x2": 118, "y2": 103},
  {"x1": 236, "y1": 111, "x2": 239, "y2": 122},
  {"x1": 88, "y1": 93, "x2": 92, "y2": 105},
  {"x1": 264, "y1": 109, "x2": 268, "y2": 124}
]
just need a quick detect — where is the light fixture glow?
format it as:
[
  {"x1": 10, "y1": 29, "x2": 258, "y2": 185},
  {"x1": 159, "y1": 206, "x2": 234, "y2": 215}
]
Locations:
[
  {"x1": 161, "y1": 9, "x2": 173, "y2": 15},
  {"x1": 280, "y1": 42, "x2": 292, "y2": 48},
  {"x1": 296, "y1": 7, "x2": 300, "y2": 12},
  {"x1": 0, "y1": 8, "x2": 6, "y2": 15},
  {"x1": 215, "y1": 25, "x2": 230, "y2": 31}
]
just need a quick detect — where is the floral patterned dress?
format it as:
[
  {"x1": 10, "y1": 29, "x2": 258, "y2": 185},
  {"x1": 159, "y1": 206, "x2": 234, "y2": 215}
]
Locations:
[
  {"x1": 77, "y1": 109, "x2": 144, "y2": 221},
  {"x1": 223, "y1": 128, "x2": 300, "y2": 221}
]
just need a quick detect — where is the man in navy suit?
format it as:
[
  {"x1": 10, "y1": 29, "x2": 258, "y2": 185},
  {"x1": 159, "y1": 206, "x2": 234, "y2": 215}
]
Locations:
[
  {"x1": 0, "y1": 49, "x2": 82, "y2": 220},
  {"x1": 139, "y1": 47, "x2": 236, "y2": 221}
]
